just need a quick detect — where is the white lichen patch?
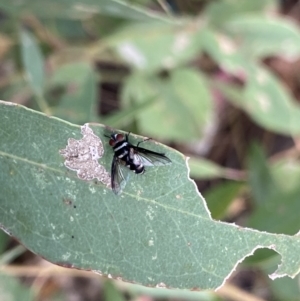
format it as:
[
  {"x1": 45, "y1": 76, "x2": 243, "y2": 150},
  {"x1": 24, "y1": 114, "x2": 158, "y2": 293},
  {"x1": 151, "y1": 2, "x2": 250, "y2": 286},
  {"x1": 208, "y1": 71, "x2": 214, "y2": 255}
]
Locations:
[
  {"x1": 257, "y1": 93, "x2": 271, "y2": 112},
  {"x1": 117, "y1": 42, "x2": 147, "y2": 69},
  {"x1": 173, "y1": 32, "x2": 190, "y2": 53},
  {"x1": 62, "y1": 252, "x2": 71, "y2": 261},
  {"x1": 59, "y1": 124, "x2": 111, "y2": 187},
  {"x1": 148, "y1": 238, "x2": 154, "y2": 246},
  {"x1": 156, "y1": 282, "x2": 167, "y2": 288},
  {"x1": 146, "y1": 205, "x2": 155, "y2": 220}
]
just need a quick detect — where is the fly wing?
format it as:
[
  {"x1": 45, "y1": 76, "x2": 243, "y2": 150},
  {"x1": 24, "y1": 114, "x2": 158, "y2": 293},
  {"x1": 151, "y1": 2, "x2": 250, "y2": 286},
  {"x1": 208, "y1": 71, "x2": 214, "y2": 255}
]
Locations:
[
  {"x1": 132, "y1": 146, "x2": 171, "y2": 167},
  {"x1": 111, "y1": 156, "x2": 129, "y2": 194}
]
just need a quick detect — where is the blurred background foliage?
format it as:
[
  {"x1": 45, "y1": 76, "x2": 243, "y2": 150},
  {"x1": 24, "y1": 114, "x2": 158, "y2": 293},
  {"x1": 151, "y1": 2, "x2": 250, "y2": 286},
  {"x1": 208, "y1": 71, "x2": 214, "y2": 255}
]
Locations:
[{"x1": 1, "y1": 0, "x2": 300, "y2": 300}]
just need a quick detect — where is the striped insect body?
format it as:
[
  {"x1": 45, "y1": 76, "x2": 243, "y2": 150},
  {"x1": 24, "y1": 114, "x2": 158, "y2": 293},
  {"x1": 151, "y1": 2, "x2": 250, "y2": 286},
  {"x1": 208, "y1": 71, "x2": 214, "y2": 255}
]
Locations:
[{"x1": 106, "y1": 132, "x2": 171, "y2": 194}]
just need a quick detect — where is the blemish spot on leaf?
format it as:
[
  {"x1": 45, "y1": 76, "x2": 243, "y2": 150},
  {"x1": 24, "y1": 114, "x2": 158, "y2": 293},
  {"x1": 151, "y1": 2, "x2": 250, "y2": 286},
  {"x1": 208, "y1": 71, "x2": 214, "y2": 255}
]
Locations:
[
  {"x1": 257, "y1": 69, "x2": 268, "y2": 85},
  {"x1": 156, "y1": 282, "x2": 167, "y2": 288},
  {"x1": 257, "y1": 93, "x2": 271, "y2": 112},
  {"x1": 217, "y1": 35, "x2": 237, "y2": 55},
  {"x1": 62, "y1": 252, "x2": 71, "y2": 261},
  {"x1": 63, "y1": 198, "x2": 73, "y2": 206},
  {"x1": 117, "y1": 42, "x2": 147, "y2": 69},
  {"x1": 59, "y1": 124, "x2": 111, "y2": 187},
  {"x1": 173, "y1": 33, "x2": 190, "y2": 53}
]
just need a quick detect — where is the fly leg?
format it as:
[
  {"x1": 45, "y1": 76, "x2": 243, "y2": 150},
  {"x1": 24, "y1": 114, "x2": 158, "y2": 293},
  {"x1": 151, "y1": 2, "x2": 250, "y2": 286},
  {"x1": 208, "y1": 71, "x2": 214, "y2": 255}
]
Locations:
[
  {"x1": 126, "y1": 132, "x2": 152, "y2": 147},
  {"x1": 137, "y1": 137, "x2": 152, "y2": 148}
]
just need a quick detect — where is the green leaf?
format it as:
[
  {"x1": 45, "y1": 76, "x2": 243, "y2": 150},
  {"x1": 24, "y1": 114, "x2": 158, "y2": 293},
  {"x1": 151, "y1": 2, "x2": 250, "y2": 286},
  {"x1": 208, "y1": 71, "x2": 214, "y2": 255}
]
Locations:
[
  {"x1": 200, "y1": 29, "x2": 253, "y2": 75},
  {"x1": 125, "y1": 282, "x2": 218, "y2": 300},
  {"x1": 20, "y1": 29, "x2": 45, "y2": 96},
  {"x1": 0, "y1": 0, "x2": 167, "y2": 21},
  {"x1": 188, "y1": 157, "x2": 225, "y2": 179},
  {"x1": 247, "y1": 144, "x2": 300, "y2": 235},
  {"x1": 244, "y1": 67, "x2": 300, "y2": 135},
  {"x1": 103, "y1": 281, "x2": 126, "y2": 301},
  {"x1": 271, "y1": 157, "x2": 300, "y2": 193},
  {"x1": 122, "y1": 69, "x2": 213, "y2": 141},
  {"x1": 0, "y1": 273, "x2": 34, "y2": 301},
  {"x1": 269, "y1": 275, "x2": 300, "y2": 301},
  {"x1": 204, "y1": 182, "x2": 244, "y2": 220},
  {"x1": 0, "y1": 245, "x2": 26, "y2": 265},
  {"x1": 204, "y1": 0, "x2": 275, "y2": 27},
  {"x1": 1, "y1": 101, "x2": 300, "y2": 290},
  {"x1": 225, "y1": 15, "x2": 300, "y2": 60},
  {"x1": 50, "y1": 62, "x2": 98, "y2": 123},
  {"x1": 0, "y1": 230, "x2": 9, "y2": 254},
  {"x1": 247, "y1": 143, "x2": 275, "y2": 204},
  {"x1": 102, "y1": 95, "x2": 158, "y2": 128},
  {"x1": 108, "y1": 20, "x2": 204, "y2": 73},
  {"x1": 215, "y1": 67, "x2": 300, "y2": 135}
]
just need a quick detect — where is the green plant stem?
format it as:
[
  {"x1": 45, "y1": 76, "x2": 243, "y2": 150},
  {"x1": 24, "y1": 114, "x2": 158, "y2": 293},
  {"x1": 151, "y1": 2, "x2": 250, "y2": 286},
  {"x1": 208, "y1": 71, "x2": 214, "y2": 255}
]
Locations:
[
  {"x1": 35, "y1": 93, "x2": 51, "y2": 115},
  {"x1": 156, "y1": 0, "x2": 174, "y2": 17},
  {"x1": 0, "y1": 245, "x2": 26, "y2": 266}
]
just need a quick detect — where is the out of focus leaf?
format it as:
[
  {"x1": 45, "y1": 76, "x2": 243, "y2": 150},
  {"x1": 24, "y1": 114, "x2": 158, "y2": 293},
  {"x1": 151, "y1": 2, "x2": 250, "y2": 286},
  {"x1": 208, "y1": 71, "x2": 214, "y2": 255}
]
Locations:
[
  {"x1": 225, "y1": 16, "x2": 300, "y2": 60},
  {"x1": 0, "y1": 0, "x2": 167, "y2": 21},
  {"x1": 247, "y1": 143, "x2": 300, "y2": 235},
  {"x1": 0, "y1": 273, "x2": 33, "y2": 301},
  {"x1": 247, "y1": 147, "x2": 300, "y2": 299},
  {"x1": 188, "y1": 157, "x2": 225, "y2": 179},
  {"x1": 215, "y1": 67, "x2": 300, "y2": 136},
  {"x1": 269, "y1": 275, "x2": 300, "y2": 301},
  {"x1": 244, "y1": 67, "x2": 300, "y2": 135},
  {"x1": 200, "y1": 29, "x2": 253, "y2": 75},
  {"x1": 102, "y1": 95, "x2": 157, "y2": 128},
  {"x1": 103, "y1": 281, "x2": 126, "y2": 301},
  {"x1": 125, "y1": 282, "x2": 219, "y2": 300},
  {"x1": 204, "y1": 182, "x2": 244, "y2": 220},
  {"x1": 247, "y1": 143, "x2": 275, "y2": 204},
  {"x1": 122, "y1": 68, "x2": 213, "y2": 141},
  {"x1": 270, "y1": 157, "x2": 300, "y2": 192},
  {"x1": 20, "y1": 29, "x2": 45, "y2": 96},
  {"x1": 108, "y1": 20, "x2": 204, "y2": 73},
  {"x1": 204, "y1": 0, "x2": 275, "y2": 27},
  {"x1": 50, "y1": 62, "x2": 97, "y2": 123},
  {"x1": 0, "y1": 230, "x2": 9, "y2": 254}
]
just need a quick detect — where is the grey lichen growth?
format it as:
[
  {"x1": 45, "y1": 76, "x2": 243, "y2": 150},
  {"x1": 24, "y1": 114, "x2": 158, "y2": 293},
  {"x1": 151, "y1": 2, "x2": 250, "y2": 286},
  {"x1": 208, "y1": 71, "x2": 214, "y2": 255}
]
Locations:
[{"x1": 59, "y1": 124, "x2": 111, "y2": 187}]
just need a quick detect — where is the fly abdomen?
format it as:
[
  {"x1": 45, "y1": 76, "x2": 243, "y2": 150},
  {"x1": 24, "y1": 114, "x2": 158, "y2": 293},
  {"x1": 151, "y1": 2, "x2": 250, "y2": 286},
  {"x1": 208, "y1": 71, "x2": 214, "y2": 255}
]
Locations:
[
  {"x1": 125, "y1": 160, "x2": 144, "y2": 173},
  {"x1": 135, "y1": 164, "x2": 145, "y2": 174}
]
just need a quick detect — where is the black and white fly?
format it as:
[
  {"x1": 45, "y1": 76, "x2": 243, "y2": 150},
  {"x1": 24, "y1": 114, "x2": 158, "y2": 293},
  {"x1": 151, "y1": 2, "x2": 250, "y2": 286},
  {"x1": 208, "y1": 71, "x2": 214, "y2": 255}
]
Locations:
[{"x1": 105, "y1": 132, "x2": 171, "y2": 194}]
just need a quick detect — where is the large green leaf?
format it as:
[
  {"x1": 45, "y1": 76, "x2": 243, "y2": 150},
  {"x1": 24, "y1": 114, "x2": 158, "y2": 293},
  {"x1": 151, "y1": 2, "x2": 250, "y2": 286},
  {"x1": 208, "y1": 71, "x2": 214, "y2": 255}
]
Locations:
[{"x1": 1, "y1": 101, "x2": 300, "y2": 290}]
